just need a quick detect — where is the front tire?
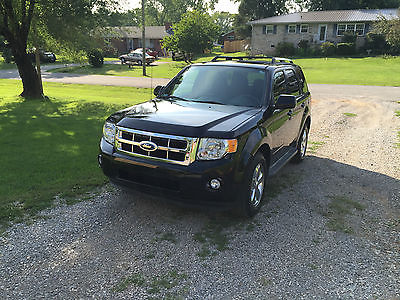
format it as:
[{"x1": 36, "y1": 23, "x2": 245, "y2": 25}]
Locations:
[{"x1": 238, "y1": 153, "x2": 267, "y2": 217}]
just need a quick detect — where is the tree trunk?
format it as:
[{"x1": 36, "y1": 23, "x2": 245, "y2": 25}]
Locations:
[{"x1": 13, "y1": 48, "x2": 44, "y2": 99}]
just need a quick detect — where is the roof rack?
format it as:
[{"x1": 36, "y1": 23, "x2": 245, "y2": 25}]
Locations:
[{"x1": 210, "y1": 55, "x2": 294, "y2": 64}]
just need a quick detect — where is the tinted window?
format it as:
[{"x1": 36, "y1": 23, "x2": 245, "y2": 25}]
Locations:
[
  {"x1": 164, "y1": 65, "x2": 266, "y2": 107},
  {"x1": 284, "y1": 69, "x2": 300, "y2": 96},
  {"x1": 273, "y1": 70, "x2": 286, "y2": 101},
  {"x1": 294, "y1": 66, "x2": 308, "y2": 94}
]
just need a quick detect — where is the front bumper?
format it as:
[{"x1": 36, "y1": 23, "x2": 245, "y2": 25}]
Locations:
[{"x1": 99, "y1": 138, "x2": 243, "y2": 207}]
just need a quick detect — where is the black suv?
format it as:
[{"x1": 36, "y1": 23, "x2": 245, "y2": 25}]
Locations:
[{"x1": 99, "y1": 56, "x2": 311, "y2": 216}]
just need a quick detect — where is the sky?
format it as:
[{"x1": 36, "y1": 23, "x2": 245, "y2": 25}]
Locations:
[{"x1": 126, "y1": 0, "x2": 239, "y2": 14}]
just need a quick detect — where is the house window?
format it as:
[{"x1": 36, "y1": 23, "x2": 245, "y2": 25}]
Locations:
[
  {"x1": 300, "y1": 24, "x2": 309, "y2": 33},
  {"x1": 337, "y1": 23, "x2": 365, "y2": 36},
  {"x1": 288, "y1": 24, "x2": 296, "y2": 34},
  {"x1": 266, "y1": 25, "x2": 274, "y2": 34},
  {"x1": 355, "y1": 24, "x2": 365, "y2": 36},
  {"x1": 227, "y1": 35, "x2": 235, "y2": 40}
]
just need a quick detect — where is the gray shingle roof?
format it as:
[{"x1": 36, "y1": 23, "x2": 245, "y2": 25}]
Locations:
[
  {"x1": 249, "y1": 8, "x2": 399, "y2": 25},
  {"x1": 105, "y1": 26, "x2": 167, "y2": 39}
]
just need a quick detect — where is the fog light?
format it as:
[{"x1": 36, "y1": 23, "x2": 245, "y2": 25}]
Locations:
[{"x1": 209, "y1": 179, "x2": 221, "y2": 190}]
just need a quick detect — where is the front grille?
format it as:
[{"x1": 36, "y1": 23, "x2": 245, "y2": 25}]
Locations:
[{"x1": 115, "y1": 127, "x2": 198, "y2": 166}]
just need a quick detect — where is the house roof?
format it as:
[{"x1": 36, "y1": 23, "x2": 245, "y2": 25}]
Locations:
[
  {"x1": 105, "y1": 26, "x2": 168, "y2": 39},
  {"x1": 249, "y1": 8, "x2": 399, "y2": 25}
]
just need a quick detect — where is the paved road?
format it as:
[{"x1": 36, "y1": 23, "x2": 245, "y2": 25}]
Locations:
[{"x1": 0, "y1": 62, "x2": 171, "y2": 88}]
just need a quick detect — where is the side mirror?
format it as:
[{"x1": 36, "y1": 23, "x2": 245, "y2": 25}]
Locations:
[
  {"x1": 275, "y1": 94, "x2": 296, "y2": 110},
  {"x1": 154, "y1": 85, "x2": 163, "y2": 96}
]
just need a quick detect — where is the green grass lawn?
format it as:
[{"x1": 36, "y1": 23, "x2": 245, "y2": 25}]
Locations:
[
  {"x1": 294, "y1": 56, "x2": 400, "y2": 86},
  {"x1": 0, "y1": 80, "x2": 150, "y2": 231},
  {"x1": 49, "y1": 55, "x2": 400, "y2": 86}
]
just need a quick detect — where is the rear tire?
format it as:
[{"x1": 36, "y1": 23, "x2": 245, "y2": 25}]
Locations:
[
  {"x1": 138, "y1": 60, "x2": 142, "y2": 66},
  {"x1": 237, "y1": 153, "x2": 267, "y2": 217},
  {"x1": 292, "y1": 125, "x2": 309, "y2": 163}
]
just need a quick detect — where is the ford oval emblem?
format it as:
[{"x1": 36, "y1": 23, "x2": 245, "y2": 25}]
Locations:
[{"x1": 139, "y1": 141, "x2": 158, "y2": 152}]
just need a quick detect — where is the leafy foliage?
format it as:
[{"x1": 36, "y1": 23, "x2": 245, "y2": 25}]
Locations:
[
  {"x1": 336, "y1": 43, "x2": 356, "y2": 56},
  {"x1": 87, "y1": 49, "x2": 104, "y2": 68},
  {"x1": 234, "y1": 0, "x2": 288, "y2": 38},
  {"x1": 162, "y1": 11, "x2": 219, "y2": 62},
  {"x1": 372, "y1": 16, "x2": 400, "y2": 54},
  {"x1": 276, "y1": 42, "x2": 296, "y2": 57},
  {"x1": 321, "y1": 41, "x2": 336, "y2": 56}
]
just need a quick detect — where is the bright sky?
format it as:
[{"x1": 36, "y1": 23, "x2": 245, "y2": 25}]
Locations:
[{"x1": 126, "y1": 0, "x2": 239, "y2": 14}]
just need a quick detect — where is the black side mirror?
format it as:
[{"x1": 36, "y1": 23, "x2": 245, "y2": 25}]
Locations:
[
  {"x1": 275, "y1": 94, "x2": 296, "y2": 110},
  {"x1": 154, "y1": 85, "x2": 163, "y2": 96}
]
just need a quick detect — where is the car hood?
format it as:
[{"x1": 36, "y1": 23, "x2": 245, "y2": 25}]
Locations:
[{"x1": 109, "y1": 99, "x2": 261, "y2": 138}]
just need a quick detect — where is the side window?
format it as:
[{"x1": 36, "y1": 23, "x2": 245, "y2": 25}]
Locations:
[
  {"x1": 294, "y1": 66, "x2": 308, "y2": 94},
  {"x1": 273, "y1": 70, "x2": 285, "y2": 101},
  {"x1": 284, "y1": 69, "x2": 300, "y2": 96}
]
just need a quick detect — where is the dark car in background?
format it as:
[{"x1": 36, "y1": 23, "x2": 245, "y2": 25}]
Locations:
[
  {"x1": 28, "y1": 50, "x2": 56, "y2": 63},
  {"x1": 119, "y1": 52, "x2": 155, "y2": 65},
  {"x1": 99, "y1": 56, "x2": 311, "y2": 217}
]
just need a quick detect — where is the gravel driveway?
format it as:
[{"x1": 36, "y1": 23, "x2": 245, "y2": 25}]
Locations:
[{"x1": 1, "y1": 85, "x2": 399, "y2": 299}]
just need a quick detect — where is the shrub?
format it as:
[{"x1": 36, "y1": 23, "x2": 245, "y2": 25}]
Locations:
[
  {"x1": 298, "y1": 39, "x2": 309, "y2": 49},
  {"x1": 336, "y1": 43, "x2": 356, "y2": 55},
  {"x1": 365, "y1": 32, "x2": 388, "y2": 54},
  {"x1": 341, "y1": 32, "x2": 357, "y2": 43},
  {"x1": 276, "y1": 42, "x2": 295, "y2": 57},
  {"x1": 87, "y1": 49, "x2": 104, "y2": 68},
  {"x1": 321, "y1": 42, "x2": 335, "y2": 56}
]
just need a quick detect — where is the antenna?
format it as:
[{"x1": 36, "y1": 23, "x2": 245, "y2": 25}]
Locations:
[{"x1": 150, "y1": 60, "x2": 153, "y2": 100}]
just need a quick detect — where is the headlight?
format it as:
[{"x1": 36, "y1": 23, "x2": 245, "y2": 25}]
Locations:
[
  {"x1": 197, "y1": 138, "x2": 237, "y2": 160},
  {"x1": 103, "y1": 121, "x2": 116, "y2": 145}
]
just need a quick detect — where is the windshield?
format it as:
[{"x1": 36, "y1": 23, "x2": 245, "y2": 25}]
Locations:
[{"x1": 162, "y1": 65, "x2": 266, "y2": 107}]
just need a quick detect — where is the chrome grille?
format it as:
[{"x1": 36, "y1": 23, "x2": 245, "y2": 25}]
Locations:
[{"x1": 115, "y1": 127, "x2": 198, "y2": 166}]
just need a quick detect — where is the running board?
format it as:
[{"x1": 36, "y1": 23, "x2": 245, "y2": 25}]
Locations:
[{"x1": 269, "y1": 147, "x2": 298, "y2": 176}]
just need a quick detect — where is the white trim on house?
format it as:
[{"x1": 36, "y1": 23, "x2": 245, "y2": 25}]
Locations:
[
  {"x1": 288, "y1": 24, "x2": 296, "y2": 34},
  {"x1": 337, "y1": 23, "x2": 366, "y2": 36},
  {"x1": 318, "y1": 24, "x2": 327, "y2": 41},
  {"x1": 300, "y1": 24, "x2": 309, "y2": 33}
]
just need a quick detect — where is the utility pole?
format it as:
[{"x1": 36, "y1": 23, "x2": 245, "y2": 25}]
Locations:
[{"x1": 141, "y1": 0, "x2": 146, "y2": 76}]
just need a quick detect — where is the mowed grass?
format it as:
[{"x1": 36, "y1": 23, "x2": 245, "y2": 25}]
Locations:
[
  {"x1": 294, "y1": 56, "x2": 400, "y2": 86},
  {"x1": 49, "y1": 55, "x2": 400, "y2": 86},
  {"x1": 0, "y1": 79, "x2": 150, "y2": 230}
]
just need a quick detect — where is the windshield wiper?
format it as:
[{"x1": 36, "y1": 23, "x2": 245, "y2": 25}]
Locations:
[
  {"x1": 195, "y1": 100, "x2": 224, "y2": 105},
  {"x1": 159, "y1": 95, "x2": 190, "y2": 102}
]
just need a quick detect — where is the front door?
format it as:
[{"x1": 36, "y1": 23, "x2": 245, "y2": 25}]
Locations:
[{"x1": 319, "y1": 24, "x2": 327, "y2": 42}]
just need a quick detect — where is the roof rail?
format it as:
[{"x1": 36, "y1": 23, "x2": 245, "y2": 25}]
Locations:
[{"x1": 210, "y1": 55, "x2": 294, "y2": 64}]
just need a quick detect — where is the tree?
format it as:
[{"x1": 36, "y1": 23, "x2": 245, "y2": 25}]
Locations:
[
  {"x1": 0, "y1": 0, "x2": 114, "y2": 99},
  {"x1": 162, "y1": 10, "x2": 219, "y2": 62},
  {"x1": 372, "y1": 15, "x2": 400, "y2": 53},
  {"x1": 213, "y1": 11, "x2": 235, "y2": 44},
  {"x1": 145, "y1": 0, "x2": 217, "y2": 25},
  {"x1": 233, "y1": 0, "x2": 288, "y2": 38}
]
